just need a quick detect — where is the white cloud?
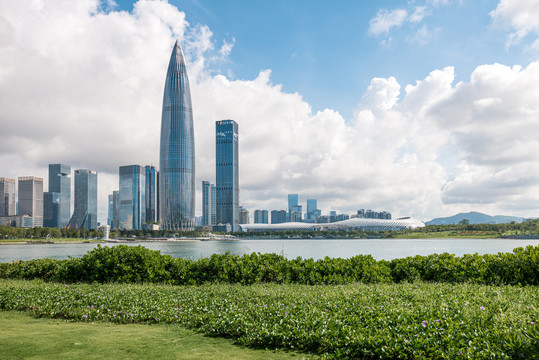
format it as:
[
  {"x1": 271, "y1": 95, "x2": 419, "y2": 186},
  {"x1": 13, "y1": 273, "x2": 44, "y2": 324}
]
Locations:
[
  {"x1": 490, "y1": 0, "x2": 539, "y2": 47},
  {"x1": 427, "y1": 0, "x2": 453, "y2": 6},
  {"x1": 406, "y1": 25, "x2": 440, "y2": 46},
  {"x1": 1, "y1": 0, "x2": 539, "y2": 225},
  {"x1": 368, "y1": 4, "x2": 435, "y2": 44},
  {"x1": 427, "y1": 62, "x2": 539, "y2": 212},
  {"x1": 368, "y1": 9, "x2": 408, "y2": 36},
  {"x1": 409, "y1": 6, "x2": 428, "y2": 23}
]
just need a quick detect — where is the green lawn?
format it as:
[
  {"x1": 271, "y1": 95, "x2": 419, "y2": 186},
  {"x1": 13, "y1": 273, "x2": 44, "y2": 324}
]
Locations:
[{"x1": 0, "y1": 311, "x2": 315, "y2": 360}]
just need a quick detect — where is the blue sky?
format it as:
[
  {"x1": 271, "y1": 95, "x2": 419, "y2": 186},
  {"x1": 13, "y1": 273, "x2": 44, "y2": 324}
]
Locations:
[
  {"x1": 119, "y1": 0, "x2": 533, "y2": 118},
  {"x1": 2, "y1": 0, "x2": 539, "y2": 222}
]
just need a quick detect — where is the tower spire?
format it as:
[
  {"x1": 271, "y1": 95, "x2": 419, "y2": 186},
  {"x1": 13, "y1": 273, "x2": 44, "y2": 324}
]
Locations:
[{"x1": 159, "y1": 40, "x2": 196, "y2": 230}]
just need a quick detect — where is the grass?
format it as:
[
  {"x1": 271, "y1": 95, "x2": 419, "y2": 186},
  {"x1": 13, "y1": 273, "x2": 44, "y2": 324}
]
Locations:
[
  {"x1": 1, "y1": 279, "x2": 538, "y2": 359},
  {"x1": 0, "y1": 310, "x2": 315, "y2": 359}
]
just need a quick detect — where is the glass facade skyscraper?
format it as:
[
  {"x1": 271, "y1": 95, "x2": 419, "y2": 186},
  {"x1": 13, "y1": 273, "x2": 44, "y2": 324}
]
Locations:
[
  {"x1": 288, "y1": 194, "x2": 298, "y2": 219},
  {"x1": 202, "y1": 180, "x2": 213, "y2": 226},
  {"x1": 145, "y1": 165, "x2": 158, "y2": 223},
  {"x1": 43, "y1": 192, "x2": 60, "y2": 228},
  {"x1": 307, "y1": 199, "x2": 317, "y2": 215},
  {"x1": 305, "y1": 198, "x2": 321, "y2": 223},
  {"x1": 112, "y1": 190, "x2": 120, "y2": 229},
  {"x1": 119, "y1": 165, "x2": 145, "y2": 230},
  {"x1": 0, "y1": 177, "x2": 16, "y2": 217},
  {"x1": 271, "y1": 210, "x2": 287, "y2": 224},
  {"x1": 211, "y1": 184, "x2": 216, "y2": 226},
  {"x1": 44, "y1": 164, "x2": 71, "y2": 228},
  {"x1": 68, "y1": 170, "x2": 97, "y2": 230},
  {"x1": 18, "y1": 176, "x2": 44, "y2": 227},
  {"x1": 287, "y1": 194, "x2": 302, "y2": 222},
  {"x1": 107, "y1": 194, "x2": 113, "y2": 227},
  {"x1": 159, "y1": 40, "x2": 195, "y2": 231},
  {"x1": 254, "y1": 210, "x2": 269, "y2": 224},
  {"x1": 216, "y1": 120, "x2": 239, "y2": 232}
]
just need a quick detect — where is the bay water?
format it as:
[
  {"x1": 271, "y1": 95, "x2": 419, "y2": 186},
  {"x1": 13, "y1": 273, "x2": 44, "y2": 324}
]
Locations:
[{"x1": 1, "y1": 238, "x2": 539, "y2": 263}]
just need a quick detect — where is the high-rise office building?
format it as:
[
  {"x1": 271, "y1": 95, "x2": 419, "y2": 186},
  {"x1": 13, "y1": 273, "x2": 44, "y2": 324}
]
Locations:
[
  {"x1": 254, "y1": 210, "x2": 269, "y2": 224},
  {"x1": 307, "y1": 199, "x2": 317, "y2": 216},
  {"x1": 271, "y1": 210, "x2": 287, "y2": 224},
  {"x1": 112, "y1": 190, "x2": 120, "y2": 229},
  {"x1": 68, "y1": 170, "x2": 97, "y2": 230},
  {"x1": 290, "y1": 205, "x2": 302, "y2": 222},
  {"x1": 356, "y1": 209, "x2": 391, "y2": 219},
  {"x1": 159, "y1": 40, "x2": 195, "y2": 231},
  {"x1": 18, "y1": 176, "x2": 44, "y2": 227},
  {"x1": 211, "y1": 184, "x2": 216, "y2": 226},
  {"x1": 288, "y1": 194, "x2": 298, "y2": 214},
  {"x1": 288, "y1": 194, "x2": 301, "y2": 222},
  {"x1": 44, "y1": 164, "x2": 71, "y2": 228},
  {"x1": 119, "y1": 165, "x2": 146, "y2": 230},
  {"x1": 107, "y1": 194, "x2": 113, "y2": 227},
  {"x1": 202, "y1": 180, "x2": 214, "y2": 226},
  {"x1": 216, "y1": 120, "x2": 239, "y2": 232},
  {"x1": 145, "y1": 165, "x2": 158, "y2": 223},
  {"x1": 43, "y1": 192, "x2": 60, "y2": 228},
  {"x1": 305, "y1": 198, "x2": 321, "y2": 223},
  {"x1": 0, "y1": 177, "x2": 16, "y2": 217}
]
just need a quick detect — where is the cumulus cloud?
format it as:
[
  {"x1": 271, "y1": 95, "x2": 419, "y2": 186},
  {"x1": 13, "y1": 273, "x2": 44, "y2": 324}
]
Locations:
[
  {"x1": 1, "y1": 0, "x2": 539, "y2": 224},
  {"x1": 490, "y1": 0, "x2": 539, "y2": 47},
  {"x1": 0, "y1": 0, "x2": 224, "y2": 221},
  {"x1": 427, "y1": 62, "x2": 539, "y2": 213}
]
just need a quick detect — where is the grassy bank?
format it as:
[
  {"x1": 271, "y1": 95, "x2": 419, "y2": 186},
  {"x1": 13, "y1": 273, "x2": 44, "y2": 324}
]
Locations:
[
  {"x1": 0, "y1": 238, "x2": 105, "y2": 244},
  {"x1": 0, "y1": 311, "x2": 312, "y2": 360},
  {"x1": 1, "y1": 279, "x2": 537, "y2": 359},
  {"x1": 391, "y1": 231, "x2": 500, "y2": 239}
]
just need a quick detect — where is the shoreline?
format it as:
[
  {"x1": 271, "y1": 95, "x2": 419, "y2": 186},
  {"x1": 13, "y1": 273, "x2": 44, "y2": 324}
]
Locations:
[
  {"x1": 0, "y1": 237, "x2": 233, "y2": 245},
  {"x1": 2, "y1": 235, "x2": 537, "y2": 245}
]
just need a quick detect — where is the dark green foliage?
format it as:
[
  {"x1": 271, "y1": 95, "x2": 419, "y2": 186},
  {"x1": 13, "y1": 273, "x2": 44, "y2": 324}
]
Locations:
[
  {"x1": 389, "y1": 245, "x2": 539, "y2": 285},
  {"x1": 2, "y1": 244, "x2": 539, "y2": 287},
  {"x1": 47, "y1": 245, "x2": 392, "y2": 285},
  {"x1": 0, "y1": 258, "x2": 64, "y2": 280},
  {"x1": 54, "y1": 245, "x2": 177, "y2": 283}
]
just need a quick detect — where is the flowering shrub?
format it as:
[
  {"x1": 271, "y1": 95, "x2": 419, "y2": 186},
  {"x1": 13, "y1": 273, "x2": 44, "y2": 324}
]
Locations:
[{"x1": 0, "y1": 279, "x2": 537, "y2": 359}]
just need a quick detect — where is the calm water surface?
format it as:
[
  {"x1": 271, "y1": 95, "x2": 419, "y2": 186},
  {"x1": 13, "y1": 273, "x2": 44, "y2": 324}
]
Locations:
[{"x1": 1, "y1": 238, "x2": 539, "y2": 263}]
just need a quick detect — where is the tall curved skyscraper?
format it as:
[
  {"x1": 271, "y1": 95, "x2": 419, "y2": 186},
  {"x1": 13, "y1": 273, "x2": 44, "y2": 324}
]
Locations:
[{"x1": 159, "y1": 40, "x2": 195, "y2": 230}]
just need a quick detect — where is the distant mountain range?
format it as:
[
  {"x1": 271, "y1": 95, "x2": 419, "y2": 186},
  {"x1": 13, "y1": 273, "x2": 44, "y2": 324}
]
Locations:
[{"x1": 426, "y1": 211, "x2": 526, "y2": 225}]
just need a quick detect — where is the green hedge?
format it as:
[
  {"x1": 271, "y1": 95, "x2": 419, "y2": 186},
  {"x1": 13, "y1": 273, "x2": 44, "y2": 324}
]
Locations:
[{"x1": 1, "y1": 244, "x2": 538, "y2": 285}]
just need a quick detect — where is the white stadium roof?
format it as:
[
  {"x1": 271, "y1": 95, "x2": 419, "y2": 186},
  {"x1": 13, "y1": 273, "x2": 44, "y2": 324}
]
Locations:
[{"x1": 240, "y1": 217, "x2": 425, "y2": 232}]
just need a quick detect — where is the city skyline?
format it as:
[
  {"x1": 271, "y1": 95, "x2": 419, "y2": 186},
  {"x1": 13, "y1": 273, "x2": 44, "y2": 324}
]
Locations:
[{"x1": 2, "y1": 1, "x2": 539, "y2": 224}]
